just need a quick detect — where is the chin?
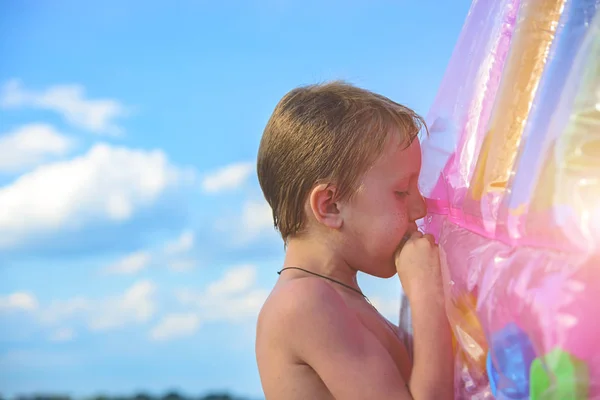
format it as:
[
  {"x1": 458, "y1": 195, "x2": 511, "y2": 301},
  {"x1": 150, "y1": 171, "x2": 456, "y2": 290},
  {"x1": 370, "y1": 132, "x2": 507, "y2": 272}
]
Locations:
[
  {"x1": 379, "y1": 269, "x2": 398, "y2": 279},
  {"x1": 369, "y1": 262, "x2": 397, "y2": 279}
]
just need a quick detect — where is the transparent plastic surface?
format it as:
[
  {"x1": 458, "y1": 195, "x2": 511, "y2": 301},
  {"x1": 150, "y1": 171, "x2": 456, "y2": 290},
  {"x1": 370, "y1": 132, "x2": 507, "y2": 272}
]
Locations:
[
  {"x1": 439, "y1": 220, "x2": 600, "y2": 399},
  {"x1": 419, "y1": 0, "x2": 520, "y2": 240},
  {"x1": 498, "y1": 0, "x2": 600, "y2": 250},
  {"x1": 465, "y1": 0, "x2": 568, "y2": 233},
  {"x1": 407, "y1": 0, "x2": 600, "y2": 398}
]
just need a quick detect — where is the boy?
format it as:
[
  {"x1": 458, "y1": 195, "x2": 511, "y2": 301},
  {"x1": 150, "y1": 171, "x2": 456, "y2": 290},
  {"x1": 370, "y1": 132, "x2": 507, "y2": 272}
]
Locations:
[{"x1": 255, "y1": 81, "x2": 454, "y2": 399}]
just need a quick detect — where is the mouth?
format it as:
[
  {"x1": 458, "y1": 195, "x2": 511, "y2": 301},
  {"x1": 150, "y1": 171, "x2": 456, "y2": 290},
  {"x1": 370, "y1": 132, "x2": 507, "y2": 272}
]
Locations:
[
  {"x1": 406, "y1": 224, "x2": 419, "y2": 235},
  {"x1": 398, "y1": 225, "x2": 420, "y2": 248}
]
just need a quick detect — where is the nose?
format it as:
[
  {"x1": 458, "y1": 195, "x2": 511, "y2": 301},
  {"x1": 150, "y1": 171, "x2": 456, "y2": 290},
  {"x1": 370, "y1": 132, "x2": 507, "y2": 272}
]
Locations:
[{"x1": 410, "y1": 191, "x2": 427, "y2": 222}]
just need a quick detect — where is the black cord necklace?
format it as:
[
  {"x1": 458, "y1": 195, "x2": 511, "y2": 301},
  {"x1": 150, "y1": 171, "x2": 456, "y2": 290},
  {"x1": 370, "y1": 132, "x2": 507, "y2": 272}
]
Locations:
[
  {"x1": 278, "y1": 267, "x2": 403, "y2": 340},
  {"x1": 277, "y1": 266, "x2": 372, "y2": 305}
]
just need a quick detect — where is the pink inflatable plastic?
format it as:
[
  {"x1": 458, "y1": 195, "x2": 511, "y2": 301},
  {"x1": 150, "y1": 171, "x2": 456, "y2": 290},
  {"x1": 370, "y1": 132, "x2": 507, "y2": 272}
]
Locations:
[{"x1": 414, "y1": 0, "x2": 600, "y2": 397}]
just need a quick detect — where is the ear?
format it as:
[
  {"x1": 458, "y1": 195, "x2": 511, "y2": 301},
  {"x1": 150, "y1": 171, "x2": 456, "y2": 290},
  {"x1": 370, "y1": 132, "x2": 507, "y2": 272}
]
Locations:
[{"x1": 308, "y1": 183, "x2": 343, "y2": 229}]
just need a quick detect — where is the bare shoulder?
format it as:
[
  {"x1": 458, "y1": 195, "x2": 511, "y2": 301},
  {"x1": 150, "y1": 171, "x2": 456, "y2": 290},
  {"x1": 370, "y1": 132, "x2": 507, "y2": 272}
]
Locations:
[
  {"x1": 256, "y1": 276, "x2": 353, "y2": 347},
  {"x1": 256, "y1": 275, "x2": 361, "y2": 372},
  {"x1": 256, "y1": 277, "x2": 412, "y2": 399},
  {"x1": 256, "y1": 278, "x2": 360, "y2": 398}
]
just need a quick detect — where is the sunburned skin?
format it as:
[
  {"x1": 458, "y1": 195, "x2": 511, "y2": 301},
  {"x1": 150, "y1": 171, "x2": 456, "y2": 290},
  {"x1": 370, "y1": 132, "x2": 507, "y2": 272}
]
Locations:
[
  {"x1": 257, "y1": 274, "x2": 413, "y2": 399},
  {"x1": 256, "y1": 136, "x2": 429, "y2": 399}
]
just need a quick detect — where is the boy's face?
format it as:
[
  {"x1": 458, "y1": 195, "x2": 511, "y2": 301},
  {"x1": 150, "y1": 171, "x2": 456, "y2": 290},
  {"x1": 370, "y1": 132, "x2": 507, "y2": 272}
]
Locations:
[{"x1": 339, "y1": 133, "x2": 426, "y2": 278}]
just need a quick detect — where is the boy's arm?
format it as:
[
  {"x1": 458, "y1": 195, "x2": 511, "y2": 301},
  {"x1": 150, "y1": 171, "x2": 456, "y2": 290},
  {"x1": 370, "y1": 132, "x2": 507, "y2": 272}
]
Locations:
[
  {"x1": 283, "y1": 279, "x2": 443, "y2": 400},
  {"x1": 408, "y1": 294, "x2": 454, "y2": 399},
  {"x1": 395, "y1": 232, "x2": 455, "y2": 399}
]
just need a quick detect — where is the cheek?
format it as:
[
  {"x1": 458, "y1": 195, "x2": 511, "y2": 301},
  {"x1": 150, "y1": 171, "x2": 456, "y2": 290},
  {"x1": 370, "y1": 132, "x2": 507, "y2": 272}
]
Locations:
[
  {"x1": 366, "y1": 204, "x2": 410, "y2": 249},
  {"x1": 386, "y1": 209, "x2": 409, "y2": 240},
  {"x1": 345, "y1": 194, "x2": 410, "y2": 248}
]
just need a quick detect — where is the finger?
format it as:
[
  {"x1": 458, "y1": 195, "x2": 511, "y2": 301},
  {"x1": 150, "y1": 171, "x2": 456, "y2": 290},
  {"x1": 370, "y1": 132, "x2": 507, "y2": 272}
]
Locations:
[
  {"x1": 396, "y1": 231, "x2": 420, "y2": 256},
  {"x1": 409, "y1": 230, "x2": 423, "y2": 240},
  {"x1": 399, "y1": 230, "x2": 421, "y2": 246},
  {"x1": 422, "y1": 233, "x2": 436, "y2": 245}
]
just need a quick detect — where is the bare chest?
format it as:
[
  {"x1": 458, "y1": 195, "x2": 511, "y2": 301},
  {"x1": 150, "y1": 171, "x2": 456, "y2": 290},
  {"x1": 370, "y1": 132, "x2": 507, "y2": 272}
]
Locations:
[{"x1": 355, "y1": 302, "x2": 413, "y2": 382}]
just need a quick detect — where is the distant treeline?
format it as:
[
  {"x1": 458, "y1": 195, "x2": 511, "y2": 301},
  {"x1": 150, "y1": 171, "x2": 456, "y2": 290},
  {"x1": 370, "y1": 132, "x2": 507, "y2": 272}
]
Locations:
[{"x1": 0, "y1": 392, "x2": 260, "y2": 400}]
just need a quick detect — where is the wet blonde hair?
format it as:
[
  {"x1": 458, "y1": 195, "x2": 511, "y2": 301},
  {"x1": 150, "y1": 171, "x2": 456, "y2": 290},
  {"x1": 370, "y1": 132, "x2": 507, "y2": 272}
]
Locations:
[{"x1": 257, "y1": 81, "x2": 426, "y2": 241}]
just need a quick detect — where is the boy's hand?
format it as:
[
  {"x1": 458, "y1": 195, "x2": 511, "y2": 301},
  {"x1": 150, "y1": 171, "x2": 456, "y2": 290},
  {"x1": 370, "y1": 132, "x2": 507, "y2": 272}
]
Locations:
[
  {"x1": 394, "y1": 231, "x2": 444, "y2": 307},
  {"x1": 394, "y1": 231, "x2": 455, "y2": 399}
]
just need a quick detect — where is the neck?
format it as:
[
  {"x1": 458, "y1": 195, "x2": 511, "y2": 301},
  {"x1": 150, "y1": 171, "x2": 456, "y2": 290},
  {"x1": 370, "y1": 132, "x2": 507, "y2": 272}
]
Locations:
[{"x1": 282, "y1": 234, "x2": 361, "y2": 293}]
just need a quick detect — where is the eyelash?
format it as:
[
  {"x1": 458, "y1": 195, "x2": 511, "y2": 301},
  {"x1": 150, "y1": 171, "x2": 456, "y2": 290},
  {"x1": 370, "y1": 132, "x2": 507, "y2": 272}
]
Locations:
[{"x1": 396, "y1": 191, "x2": 409, "y2": 197}]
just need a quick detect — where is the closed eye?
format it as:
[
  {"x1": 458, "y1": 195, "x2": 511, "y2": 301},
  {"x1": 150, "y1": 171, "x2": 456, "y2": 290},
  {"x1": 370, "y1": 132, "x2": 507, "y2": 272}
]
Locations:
[{"x1": 395, "y1": 191, "x2": 409, "y2": 197}]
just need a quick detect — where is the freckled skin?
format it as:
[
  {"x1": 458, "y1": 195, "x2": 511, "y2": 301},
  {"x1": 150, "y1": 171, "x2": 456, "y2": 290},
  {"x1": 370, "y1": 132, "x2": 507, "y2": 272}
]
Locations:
[
  {"x1": 256, "y1": 134, "x2": 430, "y2": 399},
  {"x1": 341, "y1": 136, "x2": 425, "y2": 278}
]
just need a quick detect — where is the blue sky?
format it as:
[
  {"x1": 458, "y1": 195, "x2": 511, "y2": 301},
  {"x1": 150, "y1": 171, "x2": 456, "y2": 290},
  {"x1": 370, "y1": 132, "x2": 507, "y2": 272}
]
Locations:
[{"x1": 0, "y1": 1, "x2": 472, "y2": 398}]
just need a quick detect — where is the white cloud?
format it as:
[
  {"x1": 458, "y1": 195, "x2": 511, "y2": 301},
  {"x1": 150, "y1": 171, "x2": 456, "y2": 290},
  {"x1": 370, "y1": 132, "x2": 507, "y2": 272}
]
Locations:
[
  {"x1": 41, "y1": 297, "x2": 90, "y2": 324},
  {"x1": 105, "y1": 251, "x2": 152, "y2": 275},
  {"x1": 98, "y1": 230, "x2": 197, "y2": 276},
  {"x1": 214, "y1": 198, "x2": 275, "y2": 245},
  {"x1": 0, "y1": 79, "x2": 128, "y2": 135},
  {"x1": 0, "y1": 124, "x2": 74, "y2": 173},
  {"x1": 0, "y1": 291, "x2": 38, "y2": 312},
  {"x1": 241, "y1": 199, "x2": 274, "y2": 239},
  {"x1": 205, "y1": 264, "x2": 256, "y2": 297},
  {"x1": 163, "y1": 230, "x2": 194, "y2": 255},
  {"x1": 167, "y1": 259, "x2": 196, "y2": 272},
  {"x1": 49, "y1": 327, "x2": 76, "y2": 342},
  {"x1": 201, "y1": 162, "x2": 253, "y2": 193},
  {"x1": 203, "y1": 287, "x2": 269, "y2": 322},
  {"x1": 0, "y1": 143, "x2": 194, "y2": 249},
  {"x1": 175, "y1": 265, "x2": 268, "y2": 323},
  {"x1": 39, "y1": 280, "x2": 156, "y2": 333},
  {"x1": 370, "y1": 296, "x2": 399, "y2": 325},
  {"x1": 149, "y1": 312, "x2": 200, "y2": 341},
  {"x1": 89, "y1": 280, "x2": 156, "y2": 331}
]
